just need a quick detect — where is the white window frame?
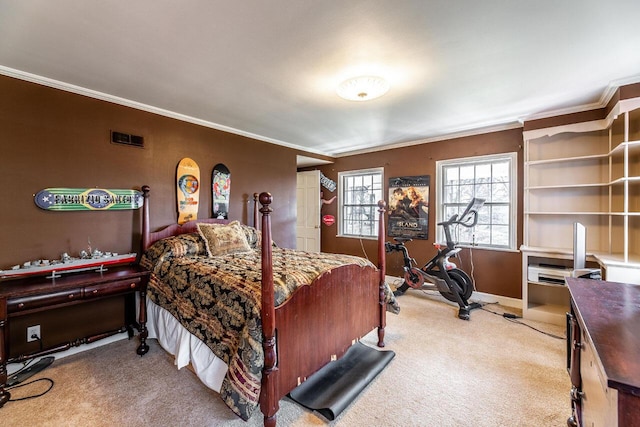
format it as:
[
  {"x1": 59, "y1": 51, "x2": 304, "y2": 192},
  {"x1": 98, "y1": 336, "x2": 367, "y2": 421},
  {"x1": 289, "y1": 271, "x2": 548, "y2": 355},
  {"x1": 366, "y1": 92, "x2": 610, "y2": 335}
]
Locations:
[
  {"x1": 337, "y1": 167, "x2": 384, "y2": 239},
  {"x1": 435, "y1": 153, "x2": 517, "y2": 251}
]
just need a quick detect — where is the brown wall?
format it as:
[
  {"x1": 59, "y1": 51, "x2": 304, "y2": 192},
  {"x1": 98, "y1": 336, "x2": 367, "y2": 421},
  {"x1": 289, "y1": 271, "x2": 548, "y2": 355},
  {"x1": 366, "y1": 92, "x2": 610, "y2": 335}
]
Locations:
[
  {"x1": 0, "y1": 75, "x2": 298, "y2": 268},
  {"x1": 4, "y1": 74, "x2": 633, "y2": 339},
  {"x1": 314, "y1": 128, "x2": 525, "y2": 299}
]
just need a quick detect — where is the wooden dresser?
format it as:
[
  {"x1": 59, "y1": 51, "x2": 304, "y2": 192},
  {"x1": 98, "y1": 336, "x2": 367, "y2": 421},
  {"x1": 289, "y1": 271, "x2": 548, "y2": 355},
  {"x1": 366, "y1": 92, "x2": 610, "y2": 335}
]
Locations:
[
  {"x1": 566, "y1": 277, "x2": 640, "y2": 427},
  {"x1": 0, "y1": 264, "x2": 150, "y2": 407}
]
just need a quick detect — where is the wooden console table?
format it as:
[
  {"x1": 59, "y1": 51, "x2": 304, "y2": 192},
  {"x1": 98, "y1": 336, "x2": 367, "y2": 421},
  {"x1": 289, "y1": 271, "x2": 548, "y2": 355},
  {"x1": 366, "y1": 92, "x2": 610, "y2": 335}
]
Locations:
[
  {"x1": 0, "y1": 264, "x2": 150, "y2": 407},
  {"x1": 566, "y1": 277, "x2": 640, "y2": 427}
]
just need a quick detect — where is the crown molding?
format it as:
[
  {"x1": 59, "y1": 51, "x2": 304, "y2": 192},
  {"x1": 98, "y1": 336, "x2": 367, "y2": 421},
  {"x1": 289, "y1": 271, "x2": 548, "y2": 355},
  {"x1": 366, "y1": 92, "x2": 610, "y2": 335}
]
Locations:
[
  {"x1": 0, "y1": 65, "x2": 330, "y2": 157},
  {"x1": 519, "y1": 74, "x2": 640, "y2": 123},
  {"x1": 334, "y1": 121, "x2": 523, "y2": 157},
  {"x1": 4, "y1": 65, "x2": 640, "y2": 160}
]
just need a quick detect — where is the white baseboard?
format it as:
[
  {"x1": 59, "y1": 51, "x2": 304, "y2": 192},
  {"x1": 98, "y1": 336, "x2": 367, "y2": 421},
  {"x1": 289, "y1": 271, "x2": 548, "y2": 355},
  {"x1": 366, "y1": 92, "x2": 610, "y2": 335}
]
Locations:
[
  {"x1": 385, "y1": 275, "x2": 522, "y2": 311},
  {"x1": 8, "y1": 278, "x2": 522, "y2": 374},
  {"x1": 470, "y1": 291, "x2": 522, "y2": 311},
  {"x1": 7, "y1": 332, "x2": 129, "y2": 375}
]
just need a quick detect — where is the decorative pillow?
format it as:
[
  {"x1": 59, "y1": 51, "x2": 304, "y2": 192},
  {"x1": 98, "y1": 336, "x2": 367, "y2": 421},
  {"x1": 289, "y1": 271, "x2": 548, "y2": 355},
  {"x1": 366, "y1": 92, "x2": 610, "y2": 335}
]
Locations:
[
  {"x1": 140, "y1": 233, "x2": 206, "y2": 270},
  {"x1": 241, "y1": 224, "x2": 261, "y2": 249},
  {"x1": 197, "y1": 221, "x2": 252, "y2": 257}
]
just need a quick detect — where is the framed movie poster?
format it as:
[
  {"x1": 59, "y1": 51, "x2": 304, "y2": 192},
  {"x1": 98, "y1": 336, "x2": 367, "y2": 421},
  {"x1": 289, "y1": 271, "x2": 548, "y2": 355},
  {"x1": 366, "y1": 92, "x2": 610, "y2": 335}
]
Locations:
[{"x1": 388, "y1": 175, "x2": 430, "y2": 239}]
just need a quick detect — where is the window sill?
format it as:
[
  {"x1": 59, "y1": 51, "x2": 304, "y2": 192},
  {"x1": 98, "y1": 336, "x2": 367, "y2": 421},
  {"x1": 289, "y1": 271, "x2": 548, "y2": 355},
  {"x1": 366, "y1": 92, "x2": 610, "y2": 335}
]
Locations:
[
  {"x1": 457, "y1": 244, "x2": 519, "y2": 253},
  {"x1": 336, "y1": 234, "x2": 379, "y2": 241}
]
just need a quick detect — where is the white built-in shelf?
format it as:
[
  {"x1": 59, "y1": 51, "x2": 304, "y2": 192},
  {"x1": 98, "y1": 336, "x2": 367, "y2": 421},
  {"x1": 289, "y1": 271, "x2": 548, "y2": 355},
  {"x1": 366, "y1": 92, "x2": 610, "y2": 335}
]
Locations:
[
  {"x1": 526, "y1": 153, "x2": 609, "y2": 166},
  {"x1": 526, "y1": 183, "x2": 608, "y2": 190},
  {"x1": 520, "y1": 246, "x2": 573, "y2": 257},
  {"x1": 593, "y1": 252, "x2": 640, "y2": 267},
  {"x1": 610, "y1": 140, "x2": 640, "y2": 156},
  {"x1": 611, "y1": 212, "x2": 632, "y2": 216},
  {"x1": 522, "y1": 97, "x2": 640, "y2": 324},
  {"x1": 527, "y1": 280, "x2": 568, "y2": 288},
  {"x1": 610, "y1": 177, "x2": 640, "y2": 185}
]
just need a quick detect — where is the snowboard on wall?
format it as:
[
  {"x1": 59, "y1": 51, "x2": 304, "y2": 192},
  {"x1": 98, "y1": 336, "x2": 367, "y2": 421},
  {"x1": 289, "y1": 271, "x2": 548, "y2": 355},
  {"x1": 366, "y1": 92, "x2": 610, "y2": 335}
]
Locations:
[
  {"x1": 176, "y1": 157, "x2": 200, "y2": 225},
  {"x1": 212, "y1": 163, "x2": 230, "y2": 219}
]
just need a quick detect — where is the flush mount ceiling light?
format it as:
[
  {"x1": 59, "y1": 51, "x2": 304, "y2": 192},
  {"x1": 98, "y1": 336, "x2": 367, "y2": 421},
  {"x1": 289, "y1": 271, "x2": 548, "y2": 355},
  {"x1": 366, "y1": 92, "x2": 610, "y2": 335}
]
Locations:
[{"x1": 336, "y1": 76, "x2": 390, "y2": 101}]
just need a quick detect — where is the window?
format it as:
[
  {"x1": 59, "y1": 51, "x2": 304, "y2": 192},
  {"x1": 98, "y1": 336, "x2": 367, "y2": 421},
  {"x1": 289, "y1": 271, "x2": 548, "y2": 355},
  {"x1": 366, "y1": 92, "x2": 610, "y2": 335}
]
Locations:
[
  {"x1": 338, "y1": 168, "x2": 384, "y2": 238},
  {"x1": 436, "y1": 153, "x2": 517, "y2": 250}
]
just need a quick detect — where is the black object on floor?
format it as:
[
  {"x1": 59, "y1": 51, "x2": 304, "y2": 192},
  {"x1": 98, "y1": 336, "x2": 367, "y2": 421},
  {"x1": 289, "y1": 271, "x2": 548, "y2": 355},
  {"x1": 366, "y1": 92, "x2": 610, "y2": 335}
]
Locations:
[
  {"x1": 288, "y1": 342, "x2": 395, "y2": 420},
  {"x1": 7, "y1": 356, "x2": 55, "y2": 387}
]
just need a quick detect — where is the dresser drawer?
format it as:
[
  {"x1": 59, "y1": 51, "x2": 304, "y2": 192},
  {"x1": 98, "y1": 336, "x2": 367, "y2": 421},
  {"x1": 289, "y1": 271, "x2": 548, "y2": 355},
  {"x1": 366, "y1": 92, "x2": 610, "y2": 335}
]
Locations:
[
  {"x1": 84, "y1": 277, "x2": 142, "y2": 299},
  {"x1": 8, "y1": 288, "x2": 83, "y2": 312}
]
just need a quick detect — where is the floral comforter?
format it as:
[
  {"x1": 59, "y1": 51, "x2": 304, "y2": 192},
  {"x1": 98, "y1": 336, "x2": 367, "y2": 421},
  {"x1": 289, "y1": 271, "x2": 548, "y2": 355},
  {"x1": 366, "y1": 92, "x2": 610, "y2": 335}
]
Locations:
[{"x1": 140, "y1": 232, "x2": 399, "y2": 421}]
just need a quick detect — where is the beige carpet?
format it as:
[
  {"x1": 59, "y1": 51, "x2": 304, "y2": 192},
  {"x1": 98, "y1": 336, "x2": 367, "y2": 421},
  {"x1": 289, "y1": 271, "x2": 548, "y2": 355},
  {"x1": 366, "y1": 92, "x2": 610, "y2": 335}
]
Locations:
[{"x1": 2, "y1": 291, "x2": 570, "y2": 426}]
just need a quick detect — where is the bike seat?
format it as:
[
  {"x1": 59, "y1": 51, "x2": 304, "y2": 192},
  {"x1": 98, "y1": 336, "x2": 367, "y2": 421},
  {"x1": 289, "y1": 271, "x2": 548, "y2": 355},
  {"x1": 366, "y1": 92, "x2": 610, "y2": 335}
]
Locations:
[{"x1": 394, "y1": 237, "x2": 413, "y2": 243}]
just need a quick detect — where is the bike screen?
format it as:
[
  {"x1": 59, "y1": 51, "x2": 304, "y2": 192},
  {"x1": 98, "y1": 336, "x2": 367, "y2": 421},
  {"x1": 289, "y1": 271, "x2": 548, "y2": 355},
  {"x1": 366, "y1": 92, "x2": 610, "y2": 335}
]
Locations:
[{"x1": 458, "y1": 197, "x2": 485, "y2": 225}]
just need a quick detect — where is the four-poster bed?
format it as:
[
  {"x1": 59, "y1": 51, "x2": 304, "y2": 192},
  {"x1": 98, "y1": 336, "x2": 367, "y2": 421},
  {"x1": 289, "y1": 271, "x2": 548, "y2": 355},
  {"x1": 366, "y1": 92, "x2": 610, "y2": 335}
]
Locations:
[{"x1": 138, "y1": 185, "x2": 395, "y2": 426}]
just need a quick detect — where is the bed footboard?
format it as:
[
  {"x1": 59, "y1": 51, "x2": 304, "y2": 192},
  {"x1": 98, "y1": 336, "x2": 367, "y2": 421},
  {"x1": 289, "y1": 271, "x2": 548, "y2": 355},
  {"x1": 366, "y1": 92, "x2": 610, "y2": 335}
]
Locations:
[{"x1": 257, "y1": 193, "x2": 387, "y2": 427}]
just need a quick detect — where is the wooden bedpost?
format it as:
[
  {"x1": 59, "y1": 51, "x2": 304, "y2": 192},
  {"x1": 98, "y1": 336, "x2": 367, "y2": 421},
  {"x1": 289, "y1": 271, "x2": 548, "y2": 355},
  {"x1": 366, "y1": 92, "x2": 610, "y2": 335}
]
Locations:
[
  {"x1": 253, "y1": 193, "x2": 259, "y2": 230},
  {"x1": 141, "y1": 185, "x2": 151, "y2": 252},
  {"x1": 258, "y1": 192, "x2": 278, "y2": 427},
  {"x1": 377, "y1": 200, "x2": 387, "y2": 348},
  {"x1": 137, "y1": 185, "x2": 151, "y2": 356}
]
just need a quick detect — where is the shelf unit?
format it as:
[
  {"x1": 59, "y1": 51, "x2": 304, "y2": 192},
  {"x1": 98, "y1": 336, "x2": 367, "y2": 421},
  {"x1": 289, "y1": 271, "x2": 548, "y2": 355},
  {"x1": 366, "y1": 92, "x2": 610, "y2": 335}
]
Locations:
[
  {"x1": 522, "y1": 97, "x2": 640, "y2": 325},
  {"x1": 521, "y1": 248, "x2": 596, "y2": 325}
]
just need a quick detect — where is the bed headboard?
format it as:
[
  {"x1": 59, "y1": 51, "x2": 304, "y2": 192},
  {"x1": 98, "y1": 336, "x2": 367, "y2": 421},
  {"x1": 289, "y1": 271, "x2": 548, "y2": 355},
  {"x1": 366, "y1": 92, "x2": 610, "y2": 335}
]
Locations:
[{"x1": 141, "y1": 185, "x2": 260, "y2": 251}]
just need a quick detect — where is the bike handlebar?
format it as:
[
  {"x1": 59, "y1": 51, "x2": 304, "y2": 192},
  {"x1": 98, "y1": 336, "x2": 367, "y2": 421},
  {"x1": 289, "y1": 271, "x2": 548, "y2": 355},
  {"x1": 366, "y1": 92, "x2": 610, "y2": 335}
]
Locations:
[
  {"x1": 437, "y1": 210, "x2": 479, "y2": 228},
  {"x1": 438, "y1": 197, "x2": 485, "y2": 228},
  {"x1": 458, "y1": 210, "x2": 481, "y2": 227}
]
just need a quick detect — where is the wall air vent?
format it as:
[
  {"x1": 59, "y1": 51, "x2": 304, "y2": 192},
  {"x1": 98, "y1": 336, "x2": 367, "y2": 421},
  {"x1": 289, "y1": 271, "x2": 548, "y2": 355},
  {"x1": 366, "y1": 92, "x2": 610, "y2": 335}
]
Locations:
[{"x1": 111, "y1": 131, "x2": 144, "y2": 148}]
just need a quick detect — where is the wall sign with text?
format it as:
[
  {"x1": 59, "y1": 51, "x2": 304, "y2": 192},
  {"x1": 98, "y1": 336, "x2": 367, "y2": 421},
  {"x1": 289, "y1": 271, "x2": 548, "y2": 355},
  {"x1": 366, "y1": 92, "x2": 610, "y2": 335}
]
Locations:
[{"x1": 34, "y1": 188, "x2": 143, "y2": 211}]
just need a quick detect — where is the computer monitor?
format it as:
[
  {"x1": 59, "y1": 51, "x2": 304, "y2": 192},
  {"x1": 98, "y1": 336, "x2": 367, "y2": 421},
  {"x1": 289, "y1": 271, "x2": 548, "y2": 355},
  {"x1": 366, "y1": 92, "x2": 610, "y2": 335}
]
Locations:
[
  {"x1": 572, "y1": 222, "x2": 601, "y2": 279},
  {"x1": 573, "y1": 222, "x2": 586, "y2": 270}
]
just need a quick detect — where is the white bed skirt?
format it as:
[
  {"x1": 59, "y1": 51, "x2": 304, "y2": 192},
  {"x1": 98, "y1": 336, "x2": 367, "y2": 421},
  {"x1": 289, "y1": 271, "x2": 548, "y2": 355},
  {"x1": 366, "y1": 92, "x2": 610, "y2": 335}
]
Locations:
[{"x1": 146, "y1": 298, "x2": 228, "y2": 392}]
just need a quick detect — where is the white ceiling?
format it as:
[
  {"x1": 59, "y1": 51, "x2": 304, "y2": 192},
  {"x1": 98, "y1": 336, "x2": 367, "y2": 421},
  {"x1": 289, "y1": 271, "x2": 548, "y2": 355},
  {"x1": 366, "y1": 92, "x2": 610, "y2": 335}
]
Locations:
[{"x1": 2, "y1": 1, "x2": 640, "y2": 159}]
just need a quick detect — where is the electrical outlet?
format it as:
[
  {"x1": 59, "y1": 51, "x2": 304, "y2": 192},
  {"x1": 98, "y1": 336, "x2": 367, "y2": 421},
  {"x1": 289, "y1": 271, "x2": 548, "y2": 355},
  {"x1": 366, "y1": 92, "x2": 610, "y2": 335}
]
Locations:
[{"x1": 27, "y1": 325, "x2": 41, "y2": 342}]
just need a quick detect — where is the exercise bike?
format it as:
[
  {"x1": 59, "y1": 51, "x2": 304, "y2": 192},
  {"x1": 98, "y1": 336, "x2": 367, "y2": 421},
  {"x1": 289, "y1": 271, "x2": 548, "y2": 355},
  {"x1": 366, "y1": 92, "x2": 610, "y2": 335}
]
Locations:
[{"x1": 385, "y1": 197, "x2": 485, "y2": 320}]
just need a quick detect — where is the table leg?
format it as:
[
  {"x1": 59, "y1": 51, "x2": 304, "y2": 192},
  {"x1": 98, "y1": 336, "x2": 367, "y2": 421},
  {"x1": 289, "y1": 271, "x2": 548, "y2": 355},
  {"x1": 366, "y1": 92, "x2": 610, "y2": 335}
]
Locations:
[
  {"x1": 0, "y1": 305, "x2": 10, "y2": 407},
  {"x1": 136, "y1": 288, "x2": 149, "y2": 356}
]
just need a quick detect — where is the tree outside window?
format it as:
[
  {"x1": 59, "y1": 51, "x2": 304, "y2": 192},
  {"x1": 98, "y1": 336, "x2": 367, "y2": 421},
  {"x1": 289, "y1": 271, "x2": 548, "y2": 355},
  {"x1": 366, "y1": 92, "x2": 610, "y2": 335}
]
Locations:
[
  {"x1": 437, "y1": 153, "x2": 517, "y2": 249},
  {"x1": 338, "y1": 168, "x2": 384, "y2": 239}
]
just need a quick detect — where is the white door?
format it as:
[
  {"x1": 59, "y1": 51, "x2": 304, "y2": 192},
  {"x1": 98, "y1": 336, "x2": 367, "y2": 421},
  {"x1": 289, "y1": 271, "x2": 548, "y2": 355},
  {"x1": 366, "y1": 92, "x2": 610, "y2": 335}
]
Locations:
[{"x1": 296, "y1": 170, "x2": 321, "y2": 251}]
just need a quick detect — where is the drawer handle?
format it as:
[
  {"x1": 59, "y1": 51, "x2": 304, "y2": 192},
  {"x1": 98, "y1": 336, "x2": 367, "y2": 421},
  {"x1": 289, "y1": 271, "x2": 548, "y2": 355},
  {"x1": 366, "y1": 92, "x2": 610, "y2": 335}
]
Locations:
[
  {"x1": 18, "y1": 303, "x2": 24, "y2": 309},
  {"x1": 130, "y1": 283, "x2": 136, "y2": 289},
  {"x1": 68, "y1": 294, "x2": 75, "y2": 299},
  {"x1": 92, "y1": 289, "x2": 99, "y2": 294}
]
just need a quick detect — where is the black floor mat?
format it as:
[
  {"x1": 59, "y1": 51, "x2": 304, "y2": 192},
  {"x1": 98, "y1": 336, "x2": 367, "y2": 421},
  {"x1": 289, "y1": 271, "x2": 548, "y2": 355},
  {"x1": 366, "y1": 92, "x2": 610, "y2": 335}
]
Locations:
[{"x1": 288, "y1": 342, "x2": 395, "y2": 420}]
